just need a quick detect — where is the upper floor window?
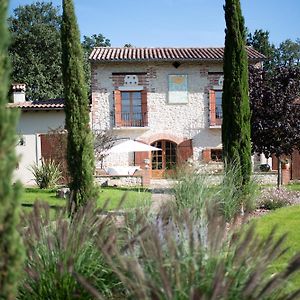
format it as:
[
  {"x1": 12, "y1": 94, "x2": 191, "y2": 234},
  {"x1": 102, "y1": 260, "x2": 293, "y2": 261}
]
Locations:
[
  {"x1": 114, "y1": 90, "x2": 148, "y2": 127},
  {"x1": 209, "y1": 90, "x2": 222, "y2": 126}
]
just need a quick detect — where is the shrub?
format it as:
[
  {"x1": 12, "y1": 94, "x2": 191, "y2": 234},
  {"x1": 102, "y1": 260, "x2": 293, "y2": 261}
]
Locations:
[
  {"x1": 257, "y1": 187, "x2": 294, "y2": 210},
  {"x1": 30, "y1": 159, "x2": 62, "y2": 189},
  {"x1": 79, "y1": 205, "x2": 300, "y2": 300},
  {"x1": 18, "y1": 202, "x2": 123, "y2": 300},
  {"x1": 173, "y1": 165, "x2": 258, "y2": 222}
]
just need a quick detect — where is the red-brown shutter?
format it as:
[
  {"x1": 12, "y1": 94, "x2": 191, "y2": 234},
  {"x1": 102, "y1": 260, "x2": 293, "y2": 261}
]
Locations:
[
  {"x1": 272, "y1": 154, "x2": 278, "y2": 170},
  {"x1": 114, "y1": 90, "x2": 122, "y2": 126},
  {"x1": 141, "y1": 90, "x2": 148, "y2": 126},
  {"x1": 209, "y1": 90, "x2": 216, "y2": 126},
  {"x1": 177, "y1": 139, "x2": 193, "y2": 164},
  {"x1": 202, "y1": 149, "x2": 211, "y2": 163},
  {"x1": 134, "y1": 151, "x2": 150, "y2": 169},
  {"x1": 291, "y1": 149, "x2": 300, "y2": 179}
]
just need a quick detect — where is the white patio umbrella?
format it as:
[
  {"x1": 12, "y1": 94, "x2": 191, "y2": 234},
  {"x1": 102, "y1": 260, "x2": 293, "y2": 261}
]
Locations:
[{"x1": 106, "y1": 140, "x2": 161, "y2": 154}]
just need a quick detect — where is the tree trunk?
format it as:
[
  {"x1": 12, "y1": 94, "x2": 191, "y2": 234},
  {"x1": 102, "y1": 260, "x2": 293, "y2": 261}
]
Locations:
[{"x1": 277, "y1": 157, "x2": 282, "y2": 188}]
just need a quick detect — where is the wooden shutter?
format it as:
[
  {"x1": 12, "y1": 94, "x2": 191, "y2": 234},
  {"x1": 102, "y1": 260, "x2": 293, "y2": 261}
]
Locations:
[
  {"x1": 209, "y1": 90, "x2": 216, "y2": 126},
  {"x1": 291, "y1": 150, "x2": 300, "y2": 179},
  {"x1": 177, "y1": 139, "x2": 193, "y2": 164},
  {"x1": 141, "y1": 90, "x2": 148, "y2": 126},
  {"x1": 134, "y1": 151, "x2": 150, "y2": 169},
  {"x1": 202, "y1": 149, "x2": 211, "y2": 163},
  {"x1": 272, "y1": 154, "x2": 278, "y2": 170},
  {"x1": 114, "y1": 90, "x2": 122, "y2": 126}
]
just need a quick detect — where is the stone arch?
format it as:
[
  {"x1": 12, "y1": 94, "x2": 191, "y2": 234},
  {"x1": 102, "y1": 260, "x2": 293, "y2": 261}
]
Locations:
[{"x1": 137, "y1": 132, "x2": 185, "y2": 145}]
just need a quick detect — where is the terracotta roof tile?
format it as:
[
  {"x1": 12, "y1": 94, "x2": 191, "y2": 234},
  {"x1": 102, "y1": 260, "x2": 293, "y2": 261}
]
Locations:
[
  {"x1": 90, "y1": 47, "x2": 265, "y2": 62},
  {"x1": 8, "y1": 98, "x2": 65, "y2": 111}
]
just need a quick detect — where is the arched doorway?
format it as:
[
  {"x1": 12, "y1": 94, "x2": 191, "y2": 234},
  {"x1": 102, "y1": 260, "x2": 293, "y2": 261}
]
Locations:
[{"x1": 151, "y1": 140, "x2": 177, "y2": 178}]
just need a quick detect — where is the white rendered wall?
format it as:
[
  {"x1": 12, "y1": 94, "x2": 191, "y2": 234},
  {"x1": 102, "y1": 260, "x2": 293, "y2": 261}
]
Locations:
[{"x1": 15, "y1": 111, "x2": 65, "y2": 185}]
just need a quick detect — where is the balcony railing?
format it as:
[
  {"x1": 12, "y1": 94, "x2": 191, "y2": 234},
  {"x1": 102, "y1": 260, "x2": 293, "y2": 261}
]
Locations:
[{"x1": 111, "y1": 111, "x2": 148, "y2": 128}]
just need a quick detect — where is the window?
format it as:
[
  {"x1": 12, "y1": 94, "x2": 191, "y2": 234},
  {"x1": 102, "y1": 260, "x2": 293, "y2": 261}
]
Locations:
[
  {"x1": 209, "y1": 90, "x2": 223, "y2": 126},
  {"x1": 114, "y1": 90, "x2": 148, "y2": 127},
  {"x1": 211, "y1": 149, "x2": 222, "y2": 162},
  {"x1": 121, "y1": 91, "x2": 142, "y2": 125},
  {"x1": 215, "y1": 91, "x2": 222, "y2": 119}
]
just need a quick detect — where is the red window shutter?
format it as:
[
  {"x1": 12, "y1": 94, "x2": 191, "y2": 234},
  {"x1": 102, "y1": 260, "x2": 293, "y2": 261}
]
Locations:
[
  {"x1": 177, "y1": 139, "x2": 193, "y2": 164},
  {"x1": 272, "y1": 154, "x2": 278, "y2": 170},
  {"x1": 202, "y1": 149, "x2": 211, "y2": 163},
  {"x1": 209, "y1": 90, "x2": 216, "y2": 126},
  {"x1": 114, "y1": 90, "x2": 122, "y2": 126},
  {"x1": 134, "y1": 151, "x2": 150, "y2": 169},
  {"x1": 141, "y1": 90, "x2": 148, "y2": 126}
]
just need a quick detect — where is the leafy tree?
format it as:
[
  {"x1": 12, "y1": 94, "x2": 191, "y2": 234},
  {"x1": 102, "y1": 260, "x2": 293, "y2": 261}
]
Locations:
[
  {"x1": 247, "y1": 29, "x2": 276, "y2": 71},
  {"x1": 82, "y1": 33, "x2": 110, "y2": 92},
  {"x1": 8, "y1": 1, "x2": 63, "y2": 101},
  {"x1": 222, "y1": 0, "x2": 252, "y2": 188},
  {"x1": 249, "y1": 66, "x2": 300, "y2": 186},
  {"x1": 82, "y1": 33, "x2": 110, "y2": 54},
  {"x1": 61, "y1": 0, "x2": 97, "y2": 213},
  {"x1": 0, "y1": 0, "x2": 24, "y2": 298},
  {"x1": 275, "y1": 38, "x2": 300, "y2": 67}
]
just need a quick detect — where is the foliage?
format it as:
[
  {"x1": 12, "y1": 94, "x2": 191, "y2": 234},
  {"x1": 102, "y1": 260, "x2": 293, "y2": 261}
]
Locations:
[
  {"x1": 275, "y1": 39, "x2": 300, "y2": 67},
  {"x1": 29, "y1": 159, "x2": 62, "y2": 189},
  {"x1": 82, "y1": 33, "x2": 111, "y2": 92},
  {"x1": 0, "y1": 0, "x2": 24, "y2": 298},
  {"x1": 257, "y1": 187, "x2": 295, "y2": 210},
  {"x1": 222, "y1": 0, "x2": 252, "y2": 189},
  {"x1": 173, "y1": 167, "x2": 258, "y2": 222},
  {"x1": 173, "y1": 172, "x2": 213, "y2": 219},
  {"x1": 247, "y1": 29, "x2": 276, "y2": 71},
  {"x1": 61, "y1": 0, "x2": 97, "y2": 212},
  {"x1": 8, "y1": 1, "x2": 63, "y2": 101},
  {"x1": 18, "y1": 202, "x2": 122, "y2": 300},
  {"x1": 249, "y1": 66, "x2": 300, "y2": 158},
  {"x1": 94, "y1": 130, "x2": 115, "y2": 168},
  {"x1": 78, "y1": 203, "x2": 300, "y2": 299}
]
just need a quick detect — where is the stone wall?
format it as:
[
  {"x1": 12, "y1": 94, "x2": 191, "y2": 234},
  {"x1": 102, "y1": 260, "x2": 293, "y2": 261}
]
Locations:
[{"x1": 91, "y1": 62, "x2": 224, "y2": 167}]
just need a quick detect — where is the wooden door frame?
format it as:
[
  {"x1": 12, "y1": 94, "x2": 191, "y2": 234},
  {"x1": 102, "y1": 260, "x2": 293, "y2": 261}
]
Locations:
[{"x1": 151, "y1": 140, "x2": 177, "y2": 178}]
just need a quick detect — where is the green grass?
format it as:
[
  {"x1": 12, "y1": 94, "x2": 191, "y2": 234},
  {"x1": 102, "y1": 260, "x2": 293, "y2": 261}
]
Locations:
[
  {"x1": 21, "y1": 186, "x2": 151, "y2": 211},
  {"x1": 251, "y1": 205, "x2": 300, "y2": 292},
  {"x1": 286, "y1": 182, "x2": 300, "y2": 191}
]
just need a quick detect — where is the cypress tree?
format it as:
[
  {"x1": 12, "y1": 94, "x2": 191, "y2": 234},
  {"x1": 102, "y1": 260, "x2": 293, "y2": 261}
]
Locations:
[
  {"x1": 61, "y1": 0, "x2": 97, "y2": 212},
  {"x1": 222, "y1": 0, "x2": 252, "y2": 187},
  {"x1": 0, "y1": 0, "x2": 24, "y2": 298}
]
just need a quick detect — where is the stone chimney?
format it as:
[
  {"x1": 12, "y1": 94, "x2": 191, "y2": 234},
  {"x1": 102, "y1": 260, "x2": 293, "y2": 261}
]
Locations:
[{"x1": 12, "y1": 83, "x2": 26, "y2": 103}]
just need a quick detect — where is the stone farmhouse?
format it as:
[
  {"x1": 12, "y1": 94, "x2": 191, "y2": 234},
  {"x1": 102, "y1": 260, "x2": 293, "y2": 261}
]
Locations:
[
  {"x1": 90, "y1": 47, "x2": 265, "y2": 179},
  {"x1": 13, "y1": 46, "x2": 300, "y2": 186}
]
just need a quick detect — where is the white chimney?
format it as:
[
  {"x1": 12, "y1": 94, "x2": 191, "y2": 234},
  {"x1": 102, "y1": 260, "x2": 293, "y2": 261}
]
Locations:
[{"x1": 12, "y1": 83, "x2": 26, "y2": 103}]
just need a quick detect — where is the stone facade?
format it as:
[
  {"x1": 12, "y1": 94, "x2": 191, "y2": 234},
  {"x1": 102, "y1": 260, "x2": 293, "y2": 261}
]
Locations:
[{"x1": 91, "y1": 61, "x2": 224, "y2": 170}]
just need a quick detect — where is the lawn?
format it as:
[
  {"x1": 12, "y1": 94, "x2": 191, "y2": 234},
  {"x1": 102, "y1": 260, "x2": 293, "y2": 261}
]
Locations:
[
  {"x1": 251, "y1": 205, "x2": 300, "y2": 292},
  {"x1": 21, "y1": 186, "x2": 151, "y2": 211}
]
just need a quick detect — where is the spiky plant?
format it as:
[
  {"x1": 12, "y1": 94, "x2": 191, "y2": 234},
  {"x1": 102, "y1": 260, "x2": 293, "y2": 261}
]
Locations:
[
  {"x1": 18, "y1": 201, "x2": 122, "y2": 300},
  {"x1": 78, "y1": 203, "x2": 300, "y2": 299}
]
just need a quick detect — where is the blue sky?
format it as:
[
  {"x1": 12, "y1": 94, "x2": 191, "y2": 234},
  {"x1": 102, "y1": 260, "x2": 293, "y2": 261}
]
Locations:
[{"x1": 9, "y1": 0, "x2": 300, "y2": 47}]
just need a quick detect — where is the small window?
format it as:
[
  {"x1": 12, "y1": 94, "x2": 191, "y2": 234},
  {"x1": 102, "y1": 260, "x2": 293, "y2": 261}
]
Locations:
[
  {"x1": 215, "y1": 91, "x2": 223, "y2": 119},
  {"x1": 209, "y1": 90, "x2": 223, "y2": 126},
  {"x1": 211, "y1": 149, "x2": 222, "y2": 162}
]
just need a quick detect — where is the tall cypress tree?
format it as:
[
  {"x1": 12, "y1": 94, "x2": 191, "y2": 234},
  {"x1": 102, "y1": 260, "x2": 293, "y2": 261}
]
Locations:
[
  {"x1": 0, "y1": 0, "x2": 24, "y2": 298},
  {"x1": 61, "y1": 0, "x2": 96, "y2": 212},
  {"x1": 222, "y1": 0, "x2": 252, "y2": 187}
]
